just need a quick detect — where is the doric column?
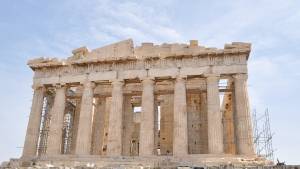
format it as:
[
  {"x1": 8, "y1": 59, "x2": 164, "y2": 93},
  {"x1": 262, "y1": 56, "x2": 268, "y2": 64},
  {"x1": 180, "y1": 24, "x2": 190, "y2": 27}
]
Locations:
[
  {"x1": 46, "y1": 84, "x2": 66, "y2": 155},
  {"x1": 200, "y1": 92, "x2": 209, "y2": 154},
  {"x1": 102, "y1": 97, "x2": 112, "y2": 155},
  {"x1": 107, "y1": 80, "x2": 124, "y2": 156},
  {"x1": 75, "y1": 81, "x2": 96, "y2": 155},
  {"x1": 22, "y1": 86, "x2": 45, "y2": 158},
  {"x1": 91, "y1": 97, "x2": 106, "y2": 155},
  {"x1": 122, "y1": 95, "x2": 134, "y2": 156},
  {"x1": 206, "y1": 74, "x2": 224, "y2": 154},
  {"x1": 139, "y1": 78, "x2": 155, "y2": 156},
  {"x1": 173, "y1": 76, "x2": 188, "y2": 156},
  {"x1": 70, "y1": 98, "x2": 81, "y2": 154},
  {"x1": 233, "y1": 74, "x2": 255, "y2": 155},
  {"x1": 154, "y1": 99, "x2": 159, "y2": 155}
]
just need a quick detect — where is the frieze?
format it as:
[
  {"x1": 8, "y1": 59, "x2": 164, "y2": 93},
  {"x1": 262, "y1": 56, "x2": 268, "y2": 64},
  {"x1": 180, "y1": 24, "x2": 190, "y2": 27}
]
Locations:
[{"x1": 33, "y1": 54, "x2": 247, "y2": 79}]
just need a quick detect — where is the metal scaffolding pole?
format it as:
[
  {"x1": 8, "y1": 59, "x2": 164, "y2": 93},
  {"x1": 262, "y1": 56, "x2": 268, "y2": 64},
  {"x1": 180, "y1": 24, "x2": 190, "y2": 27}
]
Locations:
[{"x1": 252, "y1": 108, "x2": 275, "y2": 161}]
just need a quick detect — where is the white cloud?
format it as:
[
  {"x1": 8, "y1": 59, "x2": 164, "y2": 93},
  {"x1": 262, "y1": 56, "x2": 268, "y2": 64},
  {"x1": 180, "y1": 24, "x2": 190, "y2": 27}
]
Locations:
[{"x1": 90, "y1": 1, "x2": 182, "y2": 42}]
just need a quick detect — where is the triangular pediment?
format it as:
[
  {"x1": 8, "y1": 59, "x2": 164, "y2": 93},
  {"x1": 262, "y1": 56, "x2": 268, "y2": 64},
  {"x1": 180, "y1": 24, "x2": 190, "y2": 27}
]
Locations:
[{"x1": 87, "y1": 39, "x2": 134, "y2": 59}]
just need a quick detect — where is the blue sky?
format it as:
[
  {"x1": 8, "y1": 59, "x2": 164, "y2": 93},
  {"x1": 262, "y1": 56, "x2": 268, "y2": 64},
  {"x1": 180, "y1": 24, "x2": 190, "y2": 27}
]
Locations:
[{"x1": 0, "y1": 0, "x2": 300, "y2": 164}]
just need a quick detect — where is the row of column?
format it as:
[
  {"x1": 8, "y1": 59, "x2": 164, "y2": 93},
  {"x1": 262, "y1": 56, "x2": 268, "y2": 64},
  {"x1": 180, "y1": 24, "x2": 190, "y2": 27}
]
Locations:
[{"x1": 22, "y1": 74, "x2": 254, "y2": 158}]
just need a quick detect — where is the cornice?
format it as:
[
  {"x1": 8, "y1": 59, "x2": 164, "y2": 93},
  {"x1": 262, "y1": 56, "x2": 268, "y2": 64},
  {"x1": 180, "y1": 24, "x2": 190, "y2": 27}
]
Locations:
[{"x1": 27, "y1": 39, "x2": 251, "y2": 70}]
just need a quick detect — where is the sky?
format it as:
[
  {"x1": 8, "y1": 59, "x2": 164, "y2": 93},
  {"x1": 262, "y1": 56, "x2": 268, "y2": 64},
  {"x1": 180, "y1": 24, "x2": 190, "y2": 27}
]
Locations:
[{"x1": 0, "y1": 0, "x2": 300, "y2": 164}]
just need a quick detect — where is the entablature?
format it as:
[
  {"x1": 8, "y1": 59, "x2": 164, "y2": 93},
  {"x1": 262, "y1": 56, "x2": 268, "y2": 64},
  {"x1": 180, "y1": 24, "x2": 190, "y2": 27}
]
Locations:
[
  {"x1": 28, "y1": 39, "x2": 250, "y2": 69},
  {"x1": 28, "y1": 39, "x2": 251, "y2": 86}
]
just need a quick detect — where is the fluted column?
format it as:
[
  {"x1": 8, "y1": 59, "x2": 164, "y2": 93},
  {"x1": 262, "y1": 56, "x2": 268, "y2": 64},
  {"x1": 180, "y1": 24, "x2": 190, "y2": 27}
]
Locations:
[
  {"x1": 75, "y1": 81, "x2": 96, "y2": 155},
  {"x1": 107, "y1": 80, "x2": 124, "y2": 156},
  {"x1": 46, "y1": 84, "x2": 66, "y2": 155},
  {"x1": 91, "y1": 97, "x2": 106, "y2": 155},
  {"x1": 121, "y1": 95, "x2": 133, "y2": 156},
  {"x1": 22, "y1": 86, "x2": 45, "y2": 158},
  {"x1": 233, "y1": 74, "x2": 255, "y2": 155},
  {"x1": 200, "y1": 92, "x2": 209, "y2": 154},
  {"x1": 154, "y1": 99, "x2": 159, "y2": 155},
  {"x1": 139, "y1": 78, "x2": 155, "y2": 156},
  {"x1": 206, "y1": 74, "x2": 224, "y2": 154},
  {"x1": 70, "y1": 98, "x2": 81, "y2": 154},
  {"x1": 173, "y1": 77, "x2": 188, "y2": 156}
]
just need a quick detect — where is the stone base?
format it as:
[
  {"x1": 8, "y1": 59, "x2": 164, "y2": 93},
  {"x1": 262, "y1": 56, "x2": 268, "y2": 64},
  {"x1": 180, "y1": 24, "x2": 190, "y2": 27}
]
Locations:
[{"x1": 1, "y1": 154, "x2": 281, "y2": 169}]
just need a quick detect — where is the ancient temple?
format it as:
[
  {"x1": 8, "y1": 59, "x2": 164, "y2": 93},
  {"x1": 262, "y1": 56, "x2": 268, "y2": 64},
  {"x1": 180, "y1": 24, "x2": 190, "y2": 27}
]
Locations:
[{"x1": 18, "y1": 39, "x2": 266, "y2": 167}]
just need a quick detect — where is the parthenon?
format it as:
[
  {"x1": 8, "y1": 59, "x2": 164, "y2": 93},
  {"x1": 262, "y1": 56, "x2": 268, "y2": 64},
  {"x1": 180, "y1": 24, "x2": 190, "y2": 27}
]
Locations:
[{"x1": 20, "y1": 39, "x2": 260, "y2": 167}]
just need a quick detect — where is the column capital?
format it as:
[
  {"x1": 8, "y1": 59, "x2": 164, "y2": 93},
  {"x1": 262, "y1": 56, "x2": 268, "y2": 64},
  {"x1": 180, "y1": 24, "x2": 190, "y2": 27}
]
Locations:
[
  {"x1": 233, "y1": 73, "x2": 248, "y2": 80},
  {"x1": 111, "y1": 79, "x2": 124, "y2": 86},
  {"x1": 142, "y1": 77, "x2": 155, "y2": 85},
  {"x1": 81, "y1": 81, "x2": 96, "y2": 89},
  {"x1": 204, "y1": 73, "x2": 220, "y2": 78},
  {"x1": 54, "y1": 83, "x2": 66, "y2": 89},
  {"x1": 175, "y1": 75, "x2": 187, "y2": 83},
  {"x1": 31, "y1": 85, "x2": 45, "y2": 91},
  {"x1": 204, "y1": 74, "x2": 220, "y2": 83}
]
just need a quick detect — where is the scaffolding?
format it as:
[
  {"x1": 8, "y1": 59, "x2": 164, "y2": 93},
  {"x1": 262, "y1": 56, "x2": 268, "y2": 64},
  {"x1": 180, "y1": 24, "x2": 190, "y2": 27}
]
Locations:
[
  {"x1": 36, "y1": 88, "x2": 78, "y2": 156},
  {"x1": 36, "y1": 92, "x2": 54, "y2": 156},
  {"x1": 252, "y1": 108, "x2": 275, "y2": 161}
]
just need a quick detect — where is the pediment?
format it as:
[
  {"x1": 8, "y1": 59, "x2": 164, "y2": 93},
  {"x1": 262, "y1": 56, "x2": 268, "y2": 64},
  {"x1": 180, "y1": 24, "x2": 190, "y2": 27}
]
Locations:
[{"x1": 87, "y1": 39, "x2": 134, "y2": 59}]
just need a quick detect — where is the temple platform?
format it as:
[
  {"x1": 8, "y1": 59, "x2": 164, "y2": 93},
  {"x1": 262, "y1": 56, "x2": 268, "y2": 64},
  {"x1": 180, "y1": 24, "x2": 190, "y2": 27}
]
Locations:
[{"x1": 2, "y1": 155, "x2": 276, "y2": 169}]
